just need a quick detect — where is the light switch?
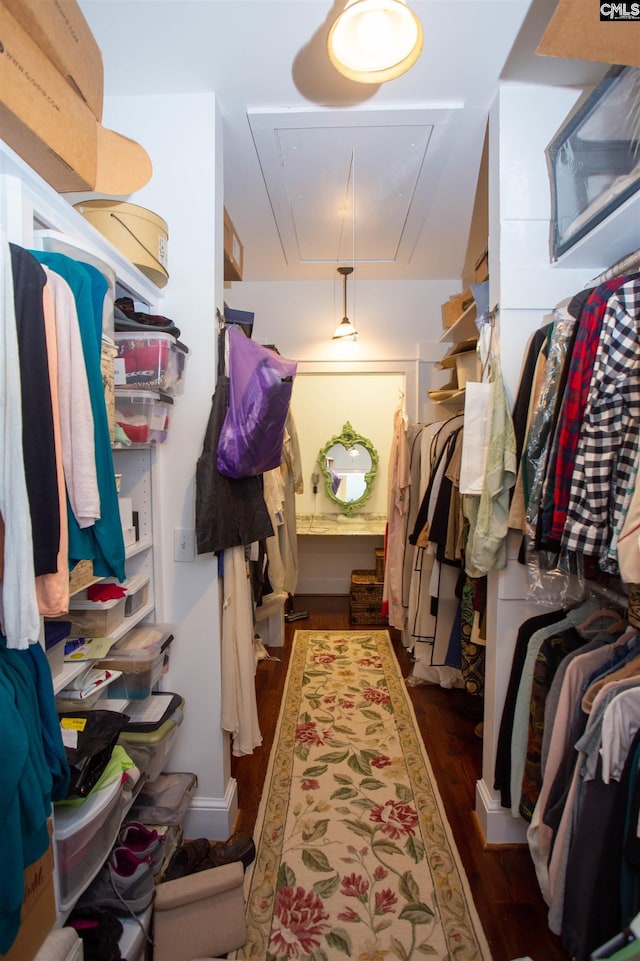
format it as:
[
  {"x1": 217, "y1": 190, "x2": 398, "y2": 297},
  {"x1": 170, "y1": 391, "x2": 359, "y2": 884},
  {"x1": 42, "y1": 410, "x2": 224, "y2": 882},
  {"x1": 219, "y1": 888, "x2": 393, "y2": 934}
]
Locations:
[{"x1": 173, "y1": 527, "x2": 196, "y2": 563}]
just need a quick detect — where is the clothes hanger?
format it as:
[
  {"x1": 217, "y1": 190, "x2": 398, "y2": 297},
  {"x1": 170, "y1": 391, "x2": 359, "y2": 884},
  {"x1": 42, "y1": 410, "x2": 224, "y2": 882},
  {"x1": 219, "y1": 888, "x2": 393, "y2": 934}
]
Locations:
[
  {"x1": 577, "y1": 607, "x2": 627, "y2": 634},
  {"x1": 612, "y1": 626, "x2": 640, "y2": 648}
]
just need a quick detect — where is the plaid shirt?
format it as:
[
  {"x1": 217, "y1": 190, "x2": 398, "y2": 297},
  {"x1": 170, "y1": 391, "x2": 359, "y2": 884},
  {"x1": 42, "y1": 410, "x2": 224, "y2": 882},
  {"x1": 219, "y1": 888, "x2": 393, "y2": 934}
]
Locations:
[
  {"x1": 548, "y1": 277, "x2": 629, "y2": 542},
  {"x1": 561, "y1": 278, "x2": 640, "y2": 565}
]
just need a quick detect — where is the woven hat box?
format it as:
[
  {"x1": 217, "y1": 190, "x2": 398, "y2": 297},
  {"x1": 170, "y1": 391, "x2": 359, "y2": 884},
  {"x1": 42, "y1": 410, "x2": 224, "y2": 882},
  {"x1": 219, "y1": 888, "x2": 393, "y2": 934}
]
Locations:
[{"x1": 74, "y1": 200, "x2": 169, "y2": 288}]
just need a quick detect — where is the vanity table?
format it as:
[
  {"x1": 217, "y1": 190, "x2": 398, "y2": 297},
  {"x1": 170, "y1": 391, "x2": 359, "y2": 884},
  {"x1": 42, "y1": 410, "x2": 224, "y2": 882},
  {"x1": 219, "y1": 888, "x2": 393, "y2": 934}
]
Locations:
[{"x1": 296, "y1": 513, "x2": 387, "y2": 536}]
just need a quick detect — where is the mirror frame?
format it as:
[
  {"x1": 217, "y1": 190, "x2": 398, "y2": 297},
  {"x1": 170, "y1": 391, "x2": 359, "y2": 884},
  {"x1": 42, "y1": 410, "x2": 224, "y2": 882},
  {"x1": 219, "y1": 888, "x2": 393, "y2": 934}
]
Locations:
[{"x1": 318, "y1": 421, "x2": 379, "y2": 516}]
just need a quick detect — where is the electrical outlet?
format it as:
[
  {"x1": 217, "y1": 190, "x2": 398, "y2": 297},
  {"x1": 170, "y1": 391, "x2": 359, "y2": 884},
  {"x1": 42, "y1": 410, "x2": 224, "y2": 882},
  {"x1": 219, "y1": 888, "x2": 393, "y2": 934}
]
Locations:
[{"x1": 173, "y1": 527, "x2": 196, "y2": 563}]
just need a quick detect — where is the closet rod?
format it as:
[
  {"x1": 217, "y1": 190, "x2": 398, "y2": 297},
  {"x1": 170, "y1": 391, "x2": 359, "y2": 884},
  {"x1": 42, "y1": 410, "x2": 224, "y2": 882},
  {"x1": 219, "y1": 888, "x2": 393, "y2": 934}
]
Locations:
[{"x1": 589, "y1": 246, "x2": 640, "y2": 286}]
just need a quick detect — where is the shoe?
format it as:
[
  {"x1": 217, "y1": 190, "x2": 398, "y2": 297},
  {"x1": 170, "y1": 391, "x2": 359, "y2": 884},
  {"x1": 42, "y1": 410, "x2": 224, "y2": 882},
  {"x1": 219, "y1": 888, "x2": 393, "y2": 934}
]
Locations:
[
  {"x1": 162, "y1": 837, "x2": 211, "y2": 881},
  {"x1": 163, "y1": 835, "x2": 255, "y2": 881},
  {"x1": 76, "y1": 846, "x2": 155, "y2": 916},
  {"x1": 119, "y1": 821, "x2": 163, "y2": 874},
  {"x1": 66, "y1": 907, "x2": 123, "y2": 961},
  {"x1": 209, "y1": 835, "x2": 256, "y2": 870}
]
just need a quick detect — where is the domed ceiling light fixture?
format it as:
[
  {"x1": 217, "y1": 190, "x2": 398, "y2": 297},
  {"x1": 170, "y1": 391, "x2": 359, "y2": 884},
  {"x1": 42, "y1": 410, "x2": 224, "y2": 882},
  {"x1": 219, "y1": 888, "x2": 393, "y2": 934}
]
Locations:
[
  {"x1": 333, "y1": 266, "x2": 357, "y2": 339},
  {"x1": 327, "y1": 0, "x2": 424, "y2": 84}
]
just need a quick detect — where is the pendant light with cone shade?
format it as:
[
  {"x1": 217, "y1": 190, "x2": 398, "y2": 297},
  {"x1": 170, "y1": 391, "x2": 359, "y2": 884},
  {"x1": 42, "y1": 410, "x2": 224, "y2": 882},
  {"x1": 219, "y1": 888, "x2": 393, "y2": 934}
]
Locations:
[{"x1": 333, "y1": 266, "x2": 357, "y2": 339}]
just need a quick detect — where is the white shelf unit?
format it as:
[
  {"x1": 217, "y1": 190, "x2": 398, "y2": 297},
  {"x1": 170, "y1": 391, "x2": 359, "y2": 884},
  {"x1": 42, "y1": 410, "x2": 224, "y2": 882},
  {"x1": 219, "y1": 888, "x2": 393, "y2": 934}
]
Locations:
[
  {"x1": 0, "y1": 138, "x2": 168, "y2": 944},
  {"x1": 550, "y1": 188, "x2": 640, "y2": 271},
  {"x1": 430, "y1": 301, "x2": 479, "y2": 410}
]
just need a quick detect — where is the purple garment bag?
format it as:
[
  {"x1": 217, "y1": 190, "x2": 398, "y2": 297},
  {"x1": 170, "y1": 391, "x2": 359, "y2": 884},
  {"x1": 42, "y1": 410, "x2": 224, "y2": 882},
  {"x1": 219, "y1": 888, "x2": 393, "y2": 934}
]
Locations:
[{"x1": 217, "y1": 325, "x2": 297, "y2": 478}]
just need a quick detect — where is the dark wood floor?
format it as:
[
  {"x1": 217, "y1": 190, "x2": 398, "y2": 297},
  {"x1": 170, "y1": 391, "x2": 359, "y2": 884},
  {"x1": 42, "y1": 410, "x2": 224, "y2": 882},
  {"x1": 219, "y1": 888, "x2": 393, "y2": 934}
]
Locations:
[{"x1": 231, "y1": 595, "x2": 569, "y2": 961}]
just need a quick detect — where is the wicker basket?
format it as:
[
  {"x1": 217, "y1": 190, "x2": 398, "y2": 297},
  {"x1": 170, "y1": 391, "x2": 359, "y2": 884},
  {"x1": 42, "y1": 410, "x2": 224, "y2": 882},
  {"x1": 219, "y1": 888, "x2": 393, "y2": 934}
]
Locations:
[
  {"x1": 351, "y1": 606, "x2": 387, "y2": 625},
  {"x1": 350, "y1": 570, "x2": 386, "y2": 625},
  {"x1": 350, "y1": 570, "x2": 381, "y2": 603},
  {"x1": 375, "y1": 548, "x2": 384, "y2": 582}
]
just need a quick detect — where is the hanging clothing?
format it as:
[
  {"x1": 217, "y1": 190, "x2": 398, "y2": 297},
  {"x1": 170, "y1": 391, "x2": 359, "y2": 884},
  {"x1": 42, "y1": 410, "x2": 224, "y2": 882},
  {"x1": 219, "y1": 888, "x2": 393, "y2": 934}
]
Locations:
[
  {"x1": 561, "y1": 277, "x2": 640, "y2": 570},
  {"x1": 464, "y1": 355, "x2": 517, "y2": 578},
  {"x1": 547, "y1": 276, "x2": 633, "y2": 544},
  {"x1": 459, "y1": 576, "x2": 486, "y2": 697},
  {"x1": 35, "y1": 278, "x2": 69, "y2": 617},
  {"x1": 42, "y1": 266, "x2": 98, "y2": 530},
  {"x1": 10, "y1": 245, "x2": 60, "y2": 577},
  {"x1": 508, "y1": 324, "x2": 550, "y2": 536},
  {"x1": 30, "y1": 250, "x2": 125, "y2": 582},
  {"x1": 0, "y1": 642, "x2": 55, "y2": 953},
  {"x1": 561, "y1": 732, "x2": 640, "y2": 961},
  {"x1": 508, "y1": 608, "x2": 591, "y2": 820},
  {"x1": 401, "y1": 423, "x2": 430, "y2": 618},
  {"x1": 264, "y1": 411, "x2": 302, "y2": 597},
  {"x1": 0, "y1": 236, "x2": 39, "y2": 649},
  {"x1": 527, "y1": 635, "x2": 637, "y2": 904},
  {"x1": 494, "y1": 608, "x2": 567, "y2": 810},
  {"x1": 617, "y1": 447, "x2": 640, "y2": 583},
  {"x1": 195, "y1": 335, "x2": 274, "y2": 554},
  {"x1": 405, "y1": 423, "x2": 442, "y2": 646},
  {"x1": 519, "y1": 310, "x2": 574, "y2": 540},
  {"x1": 518, "y1": 625, "x2": 590, "y2": 822},
  {"x1": 382, "y1": 404, "x2": 411, "y2": 630},
  {"x1": 220, "y1": 546, "x2": 263, "y2": 757},
  {"x1": 263, "y1": 466, "x2": 287, "y2": 594}
]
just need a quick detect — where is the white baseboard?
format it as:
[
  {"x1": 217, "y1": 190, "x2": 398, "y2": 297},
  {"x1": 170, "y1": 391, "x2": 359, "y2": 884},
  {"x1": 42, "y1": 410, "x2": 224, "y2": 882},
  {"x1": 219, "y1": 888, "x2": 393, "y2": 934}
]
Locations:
[
  {"x1": 183, "y1": 776, "x2": 238, "y2": 840},
  {"x1": 475, "y1": 777, "x2": 528, "y2": 846}
]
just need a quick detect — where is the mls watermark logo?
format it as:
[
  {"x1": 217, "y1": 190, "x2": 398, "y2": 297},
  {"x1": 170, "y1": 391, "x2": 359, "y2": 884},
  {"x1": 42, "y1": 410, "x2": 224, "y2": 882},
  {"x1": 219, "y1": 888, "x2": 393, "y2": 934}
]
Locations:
[{"x1": 600, "y1": 2, "x2": 640, "y2": 19}]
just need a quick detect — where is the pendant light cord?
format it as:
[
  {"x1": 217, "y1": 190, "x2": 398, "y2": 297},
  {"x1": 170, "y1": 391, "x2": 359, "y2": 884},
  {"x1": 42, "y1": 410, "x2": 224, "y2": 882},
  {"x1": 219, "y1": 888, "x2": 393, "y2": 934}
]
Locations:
[{"x1": 352, "y1": 149, "x2": 356, "y2": 333}]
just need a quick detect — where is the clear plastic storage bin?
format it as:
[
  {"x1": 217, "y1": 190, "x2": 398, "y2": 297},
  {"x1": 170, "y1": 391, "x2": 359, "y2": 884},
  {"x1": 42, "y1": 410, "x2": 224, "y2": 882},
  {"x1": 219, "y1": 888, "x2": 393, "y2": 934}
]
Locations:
[
  {"x1": 114, "y1": 331, "x2": 188, "y2": 395},
  {"x1": 128, "y1": 772, "x2": 196, "y2": 826},
  {"x1": 63, "y1": 574, "x2": 149, "y2": 637},
  {"x1": 118, "y1": 697, "x2": 185, "y2": 780},
  {"x1": 547, "y1": 65, "x2": 640, "y2": 259},
  {"x1": 53, "y1": 776, "x2": 124, "y2": 911},
  {"x1": 114, "y1": 389, "x2": 173, "y2": 445},
  {"x1": 96, "y1": 614, "x2": 166, "y2": 700}
]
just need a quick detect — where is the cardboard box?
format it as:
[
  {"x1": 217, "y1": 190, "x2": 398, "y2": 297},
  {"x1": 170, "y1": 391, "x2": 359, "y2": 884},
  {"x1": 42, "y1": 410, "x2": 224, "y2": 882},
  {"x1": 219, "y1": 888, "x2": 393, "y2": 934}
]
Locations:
[
  {"x1": 537, "y1": 0, "x2": 640, "y2": 69},
  {"x1": 474, "y1": 248, "x2": 488, "y2": 283},
  {"x1": 224, "y1": 207, "x2": 244, "y2": 282},
  {"x1": 441, "y1": 290, "x2": 474, "y2": 329},
  {"x1": 3, "y1": 0, "x2": 104, "y2": 118},
  {"x1": 1, "y1": 827, "x2": 56, "y2": 961},
  {"x1": 455, "y1": 349, "x2": 481, "y2": 388},
  {"x1": 0, "y1": 3, "x2": 152, "y2": 194}
]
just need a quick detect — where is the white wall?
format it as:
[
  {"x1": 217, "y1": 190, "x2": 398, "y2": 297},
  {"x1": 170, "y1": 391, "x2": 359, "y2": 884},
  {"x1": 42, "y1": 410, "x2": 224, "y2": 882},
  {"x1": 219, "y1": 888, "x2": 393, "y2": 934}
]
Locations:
[
  {"x1": 99, "y1": 93, "x2": 235, "y2": 838},
  {"x1": 223, "y1": 277, "x2": 457, "y2": 371},
  {"x1": 292, "y1": 371, "x2": 404, "y2": 518}
]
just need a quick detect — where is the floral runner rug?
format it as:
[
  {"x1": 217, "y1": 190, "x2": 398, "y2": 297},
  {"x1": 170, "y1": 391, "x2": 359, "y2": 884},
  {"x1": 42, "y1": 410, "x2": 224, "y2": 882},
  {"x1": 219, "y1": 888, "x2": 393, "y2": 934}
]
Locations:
[{"x1": 234, "y1": 630, "x2": 492, "y2": 961}]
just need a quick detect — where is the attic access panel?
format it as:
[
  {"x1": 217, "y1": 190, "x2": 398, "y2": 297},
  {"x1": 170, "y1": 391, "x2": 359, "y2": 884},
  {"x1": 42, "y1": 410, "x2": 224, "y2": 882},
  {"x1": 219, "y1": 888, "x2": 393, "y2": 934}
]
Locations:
[{"x1": 248, "y1": 106, "x2": 460, "y2": 269}]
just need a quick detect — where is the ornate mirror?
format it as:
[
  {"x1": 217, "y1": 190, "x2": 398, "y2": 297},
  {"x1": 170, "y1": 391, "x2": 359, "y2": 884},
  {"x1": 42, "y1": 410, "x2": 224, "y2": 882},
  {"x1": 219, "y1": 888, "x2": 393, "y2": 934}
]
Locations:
[{"x1": 318, "y1": 421, "x2": 378, "y2": 516}]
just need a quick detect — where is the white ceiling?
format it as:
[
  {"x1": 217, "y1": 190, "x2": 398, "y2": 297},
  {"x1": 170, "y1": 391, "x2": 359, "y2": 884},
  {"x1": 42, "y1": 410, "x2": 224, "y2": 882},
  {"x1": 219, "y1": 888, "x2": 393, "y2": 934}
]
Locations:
[{"x1": 79, "y1": 0, "x2": 608, "y2": 282}]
